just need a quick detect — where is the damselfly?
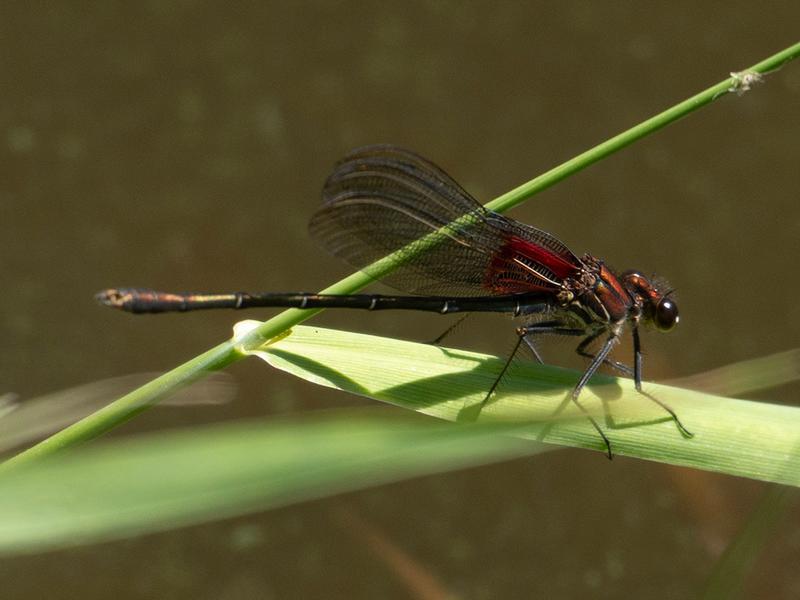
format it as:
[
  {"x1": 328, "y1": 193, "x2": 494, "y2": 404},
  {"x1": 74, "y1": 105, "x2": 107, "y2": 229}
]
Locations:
[{"x1": 97, "y1": 145, "x2": 692, "y2": 457}]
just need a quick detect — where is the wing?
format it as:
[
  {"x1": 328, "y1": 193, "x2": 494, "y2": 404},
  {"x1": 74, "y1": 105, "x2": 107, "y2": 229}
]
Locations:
[{"x1": 309, "y1": 145, "x2": 582, "y2": 296}]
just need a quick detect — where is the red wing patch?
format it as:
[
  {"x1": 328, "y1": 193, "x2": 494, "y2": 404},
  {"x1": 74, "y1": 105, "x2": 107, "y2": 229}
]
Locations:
[{"x1": 485, "y1": 235, "x2": 579, "y2": 294}]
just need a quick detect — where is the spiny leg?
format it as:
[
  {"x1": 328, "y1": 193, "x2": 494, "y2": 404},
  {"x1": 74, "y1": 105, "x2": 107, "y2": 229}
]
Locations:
[
  {"x1": 521, "y1": 335, "x2": 544, "y2": 364},
  {"x1": 632, "y1": 326, "x2": 642, "y2": 389},
  {"x1": 520, "y1": 322, "x2": 615, "y2": 459},
  {"x1": 576, "y1": 329, "x2": 634, "y2": 377},
  {"x1": 518, "y1": 321, "x2": 585, "y2": 365},
  {"x1": 428, "y1": 314, "x2": 471, "y2": 346},
  {"x1": 631, "y1": 326, "x2": 693, "y2": 438},
  {"x1": 479, "y1": 333, "x2": 525, "y2": 411},
  {"x1": 572, "y1": 332, "x2": 620, "y2": 459}
]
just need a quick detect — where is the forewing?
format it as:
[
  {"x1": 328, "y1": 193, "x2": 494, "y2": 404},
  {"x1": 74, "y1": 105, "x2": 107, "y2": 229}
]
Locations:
[{"x1": 310, "y1": 145, "x2": 582, "y2": 296}]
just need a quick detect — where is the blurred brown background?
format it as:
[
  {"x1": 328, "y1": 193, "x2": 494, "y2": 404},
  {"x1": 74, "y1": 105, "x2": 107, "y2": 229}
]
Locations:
[{"x1": 1, "y1": 2, "x2": 799, "y2": 598}]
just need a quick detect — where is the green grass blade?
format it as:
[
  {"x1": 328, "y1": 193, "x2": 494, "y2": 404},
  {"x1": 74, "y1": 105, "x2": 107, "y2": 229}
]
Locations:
[
  {"x1": 0, "y1": 373, "x2": 235, "y2": 453},
  {"x1": 668, "y1": 348, "x2": 800, "y2": 396},
  {"x1": 236, "y1": 322, "x2": 800, "y2": 486},
  {"x1": 0, "y1": 414, "x2": 544, "y2": 555}
]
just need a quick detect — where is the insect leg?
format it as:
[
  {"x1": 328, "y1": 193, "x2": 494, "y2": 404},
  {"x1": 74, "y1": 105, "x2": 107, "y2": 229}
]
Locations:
[
  {"x1": 518, "y1": 323, "x2": 615, "y2": 458},
  {"x1": 572, "y1": 331, "x2": 621, "y2": 459},
  {"x1": 517, "y1": 321, "x2": 584, "y2": 364},
  {"x1": 576, "y1": 329, "x2": 634, "y2": 376},
  {"x1": 479, "y1": 333, "x2": 525, "y2": 410},
  {"x1": 631, "y1": 326, "x2": 693, "y2": 438},
  {"x1": 427, "y1": 314, "x2": 471, "y2": 346}
]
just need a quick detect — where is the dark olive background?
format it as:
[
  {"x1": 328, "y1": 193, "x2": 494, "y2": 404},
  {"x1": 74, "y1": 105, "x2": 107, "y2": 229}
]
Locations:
[{"x1": 2, "y1": 2, "x2": 799, "y2": 599}]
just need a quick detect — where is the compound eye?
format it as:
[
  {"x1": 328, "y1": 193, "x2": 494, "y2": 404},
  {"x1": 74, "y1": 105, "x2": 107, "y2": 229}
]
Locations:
[{"x1": 654, "y1": 298, "x2": 679, "y2": 332}]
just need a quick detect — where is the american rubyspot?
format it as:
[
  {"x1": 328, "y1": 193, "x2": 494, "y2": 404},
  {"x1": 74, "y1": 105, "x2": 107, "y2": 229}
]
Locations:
[{"x1": 97, "y1": 145, "x2": 692, "y2": 457}]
